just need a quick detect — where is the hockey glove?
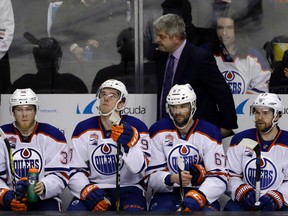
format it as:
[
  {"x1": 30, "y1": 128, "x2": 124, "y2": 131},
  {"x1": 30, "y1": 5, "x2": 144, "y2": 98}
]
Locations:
[
  {"x1": 111, "y1": 123, "x2": 139, "y2": 153},
  {"x1": 256, "y1": 190, "x2": 284, "y2": 211},
  {"x1": 183, "y1": 190, "x2": 206, "y2": 212},
  {"x1": 235, "y1": 184, "x2": 256, "y2": 211},
  {"x1": 190, "y1": 164, "x2": 206, "y2": 186},
  {"x1": 0, "y1": 189, "x2": 27, "y2": 211},
  {"x1": 15, "y1": 177, "x2": 29, "y2": 200},
  {"x1": 80, "y1": 184, "x2": 111, "y2": 211}
]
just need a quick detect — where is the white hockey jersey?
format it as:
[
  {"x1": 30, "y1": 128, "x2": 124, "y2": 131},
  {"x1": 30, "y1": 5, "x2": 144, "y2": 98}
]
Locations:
[
  {"x1": 0, "y1": 122, "x2": 69, "y2": 199},
  {"x1": 69, "y1": 115, "x2": 151, "y2": 198},
  {"x1": 226, "y1": 128, "x2": 288, "y2": 205},
  {"x1": 214, "y1": 48, "x2": 271, "y2": 94},
  {"x1": 147, "y1": 118, "x2": 227, "y2": 204}
]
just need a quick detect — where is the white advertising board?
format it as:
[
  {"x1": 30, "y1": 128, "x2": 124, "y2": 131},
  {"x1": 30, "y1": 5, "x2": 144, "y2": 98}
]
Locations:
[
  {"x1": 1, "y1": 94, "x2": 288, "y2": 143},
  {"x1": 0, "y1": 94, "x2": 157, "y2": 141}
]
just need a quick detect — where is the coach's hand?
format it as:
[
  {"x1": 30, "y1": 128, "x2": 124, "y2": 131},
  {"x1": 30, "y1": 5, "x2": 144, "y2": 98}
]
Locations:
[
  {"x1": 111, "y1": 123, "x2": 139, "y2": 153},
  {"x1": 0, "y1": 189, "x2": 27, "y2": 211},
  {"x1": 80, "y1": 184, "x2": 111, "y2": 211}
]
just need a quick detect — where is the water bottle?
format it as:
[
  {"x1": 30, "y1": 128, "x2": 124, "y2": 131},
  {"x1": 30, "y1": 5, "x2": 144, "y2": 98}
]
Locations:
[
  {"x1": 83, "y1": 45, "x2": 94, "y2": 61},
  {"x1": 27, "y1": 168, "x2": 39, "y2": 202}
]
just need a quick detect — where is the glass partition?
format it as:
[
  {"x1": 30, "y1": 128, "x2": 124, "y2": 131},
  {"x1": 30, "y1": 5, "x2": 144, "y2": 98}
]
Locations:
[{"x1": 2, "y1": 0, "x2": 288, "y2": 94}]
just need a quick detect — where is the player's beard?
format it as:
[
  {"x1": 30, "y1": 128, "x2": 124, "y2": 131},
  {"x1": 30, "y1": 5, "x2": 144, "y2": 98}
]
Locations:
[
  {"x1": 255, "y1": 121, "x2": 273, "y2": 133},
  {"x1": 15, "y1": 120, "x2": 36, "y2": 136},
  {"x1": 173, "y1": 114, "x2": 190, "y2": 128}
]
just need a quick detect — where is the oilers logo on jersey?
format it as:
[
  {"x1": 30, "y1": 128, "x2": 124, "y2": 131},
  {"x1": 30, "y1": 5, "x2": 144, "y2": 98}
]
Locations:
[
  {"x1": 91, "y1": 142, "x2": 123, "y2": 175},
  {"x1": 244, "y1": 157, "x2": 277, "y2": 190},
  {"x1": 167, "y1": 144, "x2": 200, "y2": 173},
  {"x1": 13, "y1": 148, "x2": 42, "y2": 179},
  {"x1": 222, "y1": 70, "x2": 246, "y2": 94}
]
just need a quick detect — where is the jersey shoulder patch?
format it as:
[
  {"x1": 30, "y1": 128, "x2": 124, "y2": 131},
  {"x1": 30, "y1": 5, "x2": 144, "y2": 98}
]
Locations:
[{"x1": 72, "y1": 116, "x2": 99, "y2": 137}]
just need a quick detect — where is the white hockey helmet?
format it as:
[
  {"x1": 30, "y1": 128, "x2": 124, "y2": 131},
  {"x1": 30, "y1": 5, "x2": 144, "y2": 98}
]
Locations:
[
  {"x1": 251, "y1": 93, "x2": 284, "y2": 133},
  {"x1": 10, "y1": 88, "x2": 39, "y2": 110},
  {"x1": 166, "y1": 84, "x2": 197, "y2": 128},
  {"x1": 96, "y1": 79, "x2": 128, "y2": 114},
  {"x1": 252, "y1": 93, "x2": 284, "y2": 117}
]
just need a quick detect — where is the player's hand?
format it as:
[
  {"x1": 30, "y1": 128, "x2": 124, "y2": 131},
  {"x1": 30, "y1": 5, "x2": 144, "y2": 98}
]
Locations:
[
  {"x1": 80, "y1": 184, "x2": 111, "y2": 211},
  {"x1": 182, "y1": 190, "x2": 206, "y2": 212},
  {"x1": 15, "y1": 177, "x2": 29, "y2": 200},
  {"x1": 170, "y1": 172, "x2": 192, "y2": 187},
  {"x1": 71, "y1": 46, "x2": 84, "y2": 61},
  {"x1": 111, "y1": 123, "x2": 139, "y2": 153},
  {"x1": 256, "y1": 190, "x2": 284, "y2": 211},
  {"x1": 34, "y1": 181, "x2": 45, "y2": 195},
  {"x1": 0, "y1": 189, "x2": 27, "y2": 211},
  {"x1": 86, "y1": 39, "x2": 99, "y2": 49},
  {"x1": 235, "y1": 184, "x2": 256, "y2": 211},
  {"x1": 190, "y1": 164, "x2": 206, "y2": 186}
]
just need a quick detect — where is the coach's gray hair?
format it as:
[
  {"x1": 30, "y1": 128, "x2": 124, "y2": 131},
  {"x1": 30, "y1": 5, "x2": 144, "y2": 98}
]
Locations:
[{"x1": 153, "y1": 13, "x2": 186, "y2": 39}]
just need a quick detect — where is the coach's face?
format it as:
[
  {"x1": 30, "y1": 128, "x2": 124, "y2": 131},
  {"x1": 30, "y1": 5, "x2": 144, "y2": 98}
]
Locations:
[
  {"x1": 13, "y1": 105, "x2": 36, "y2": 131},
  {"x1": 155, "y1": 31, "x2": 180, "y2": 54}
]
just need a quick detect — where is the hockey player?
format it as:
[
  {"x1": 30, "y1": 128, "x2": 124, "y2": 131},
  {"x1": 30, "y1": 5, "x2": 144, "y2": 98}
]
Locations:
[
  {"x1": 147, "y1": 84, "x2": 227, "y2": 211},
  {"x1": 67, "y1": 79, "x2": 150, "y2": 211},
  {"x1": 213, "y1": 14, "x2": 271, "y2": 94},
  {"x1": 224, "y1": 93, "x2": 288, "y2": 211},
  {"x1": 0, "y1": 88, "x2": 69, "y2": 211}
]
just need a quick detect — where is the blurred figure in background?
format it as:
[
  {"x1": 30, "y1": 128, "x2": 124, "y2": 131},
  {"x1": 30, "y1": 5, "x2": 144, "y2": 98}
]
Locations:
[
  {"x1": 0, "y1": 0, "x2": 14, "y2": 93},
  {"x1": 50, "y1": 0, "x2": 126, "y2": 62},
  {"x1": 11, "y1": 34, "x2": 88, "y2": 93},
  {"x1": 211, "y1": 13, "x2": 270, "y2": 94},
  {"x1": 263, "y1": 35, "x2": 288, "y2": 94},
  {"x1": 91, "y1": 27, "x2": 156, "y2": 94}
]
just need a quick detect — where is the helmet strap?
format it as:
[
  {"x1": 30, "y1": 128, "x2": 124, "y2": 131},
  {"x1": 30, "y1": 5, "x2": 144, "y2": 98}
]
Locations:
[
  {"x1": 170, "y1": 104, "x2": 196, "y2": 130},
  {"x1": 99, "y1": 99, "x2": 123, "y2": 117}
]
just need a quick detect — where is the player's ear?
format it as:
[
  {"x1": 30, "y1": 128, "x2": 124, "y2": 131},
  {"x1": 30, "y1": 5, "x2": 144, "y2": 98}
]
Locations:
[
  {"x1": 117, "y1": 101, "x2": 125, "y2": 110},
  {"x1": 173, "y1": 33, "x2": 182, "y2": 43}
]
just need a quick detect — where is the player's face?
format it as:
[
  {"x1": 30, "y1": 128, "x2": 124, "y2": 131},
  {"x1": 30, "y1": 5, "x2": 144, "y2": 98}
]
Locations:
[
  {"x1": 155, "y1": 31, "x2": 179, "y2": 53},
  {"x1": 13, "y1": 105, "x2": 36, "y2": 130},
  {"x1": 169, "y1": 103, "x2": 191, "y2": 127},
  {"x1": 216, "y1": 17, "x2": 235, "y2": 48},
  {"x1": 253, "y1": 107, "x2": 274, "y2": 133},
  {"x1": 99, "y1": 88, "x2": 121, "y2": 114}
]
